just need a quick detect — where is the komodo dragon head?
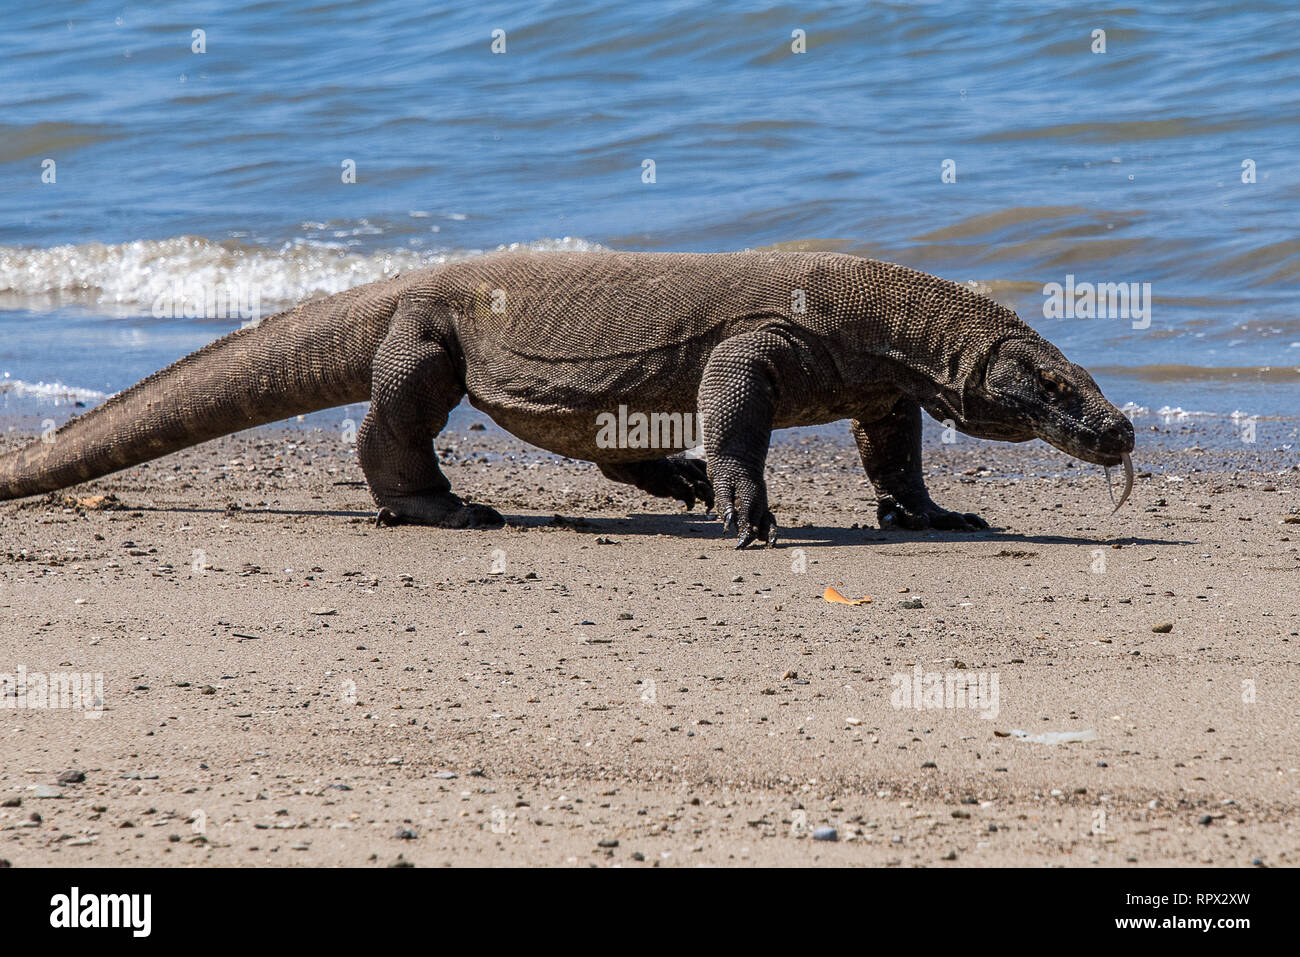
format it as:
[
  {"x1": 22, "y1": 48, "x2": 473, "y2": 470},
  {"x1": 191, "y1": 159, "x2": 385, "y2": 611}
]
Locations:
[{"x1": 963, "y1": 336, "x2": 1136, "y2": 510}]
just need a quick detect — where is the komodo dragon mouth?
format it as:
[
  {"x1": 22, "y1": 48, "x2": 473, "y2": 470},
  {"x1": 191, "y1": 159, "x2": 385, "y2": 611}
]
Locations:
[{"x1": 972, "y1": 336, "x2": 1136, "y2": 513}]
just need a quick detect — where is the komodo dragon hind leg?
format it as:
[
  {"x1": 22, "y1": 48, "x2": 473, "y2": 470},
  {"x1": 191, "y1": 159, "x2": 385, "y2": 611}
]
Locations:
[
  {"x1": 851, "y1": 398, "x2": 987, "y2": 532},
  {"x1": 359, "y1": 314, "x2": 503, "y2": 529},
  {"x1": 598, "y1": 453, "x2": 714, "y2": 511}
]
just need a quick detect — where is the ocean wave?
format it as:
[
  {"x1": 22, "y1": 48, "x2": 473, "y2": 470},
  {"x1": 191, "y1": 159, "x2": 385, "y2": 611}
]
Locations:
[
  {"x1": 1095, "y1": 364, "x2": 1300, "y2": 384},
  {"x1": 0, "y1": 235, "x2": 606, "y2": 311},
  {"x1": 1119, "y1": 401, "x2": 1288, "y2": 421},
  {"x1": 0, "y1": 374, "x2": 107, "y2": 404}
]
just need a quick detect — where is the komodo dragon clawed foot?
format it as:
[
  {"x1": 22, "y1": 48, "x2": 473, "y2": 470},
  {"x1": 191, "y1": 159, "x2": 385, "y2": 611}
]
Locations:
[
  {"x1": 852, "y1": 399, "x2": 989, "y2": 534},
  {"x1": 714, "y1": 468, "x2": 778, "y2": 549},
  {"x1": 598, "y1": 454, "x2": 714, "y2": 511},
  {"x1": 374, "y1": 493, "x2": 504, "y2": 529},
  {"x1": 876, "y1": 494, "x2": 988, "y2": 532}
]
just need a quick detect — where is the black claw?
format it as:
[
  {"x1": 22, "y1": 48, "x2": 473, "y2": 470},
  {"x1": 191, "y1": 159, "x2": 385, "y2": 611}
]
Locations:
[{"x1": 723, "y1": 506, "x2": 737, "y2": 534}]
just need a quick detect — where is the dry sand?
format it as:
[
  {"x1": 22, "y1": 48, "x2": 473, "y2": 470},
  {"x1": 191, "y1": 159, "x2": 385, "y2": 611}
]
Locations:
[{"x1": 1, "y1": 415, "x2": 1297, "y2": 867}]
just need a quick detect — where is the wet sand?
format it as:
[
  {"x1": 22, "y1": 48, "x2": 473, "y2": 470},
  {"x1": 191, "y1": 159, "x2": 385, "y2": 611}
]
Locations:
[{"x1": 1, "y1": 419, "x2": 1297, "y2": 867}]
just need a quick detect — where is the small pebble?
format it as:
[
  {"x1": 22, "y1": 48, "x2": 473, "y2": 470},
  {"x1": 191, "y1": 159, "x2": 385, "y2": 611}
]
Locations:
[{"x1": 812, "y1": 826, "x2": 838, "y2": 842}]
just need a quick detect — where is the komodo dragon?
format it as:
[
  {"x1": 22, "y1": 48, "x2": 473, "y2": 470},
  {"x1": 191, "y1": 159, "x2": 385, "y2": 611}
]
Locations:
[{"x1": 0, "y1": 251, "x2": 1135, "y2": 546}]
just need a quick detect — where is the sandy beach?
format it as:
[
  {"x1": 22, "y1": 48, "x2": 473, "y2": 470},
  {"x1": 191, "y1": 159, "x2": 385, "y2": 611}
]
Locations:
[{"x1": 1, "y1": 417, "x2": 1297, "y2": 867}]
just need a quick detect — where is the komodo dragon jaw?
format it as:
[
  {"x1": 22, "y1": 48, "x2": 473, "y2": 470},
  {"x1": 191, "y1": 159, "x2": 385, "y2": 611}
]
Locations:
[{"x1": 970, "y1": 336, "x2": 1136, "y2": 509}]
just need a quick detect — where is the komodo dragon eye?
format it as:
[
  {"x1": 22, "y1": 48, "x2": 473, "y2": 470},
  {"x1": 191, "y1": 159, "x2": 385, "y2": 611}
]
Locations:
[{"x1": 1036, "y1": 368, "x2": 1073, "y2": 397}]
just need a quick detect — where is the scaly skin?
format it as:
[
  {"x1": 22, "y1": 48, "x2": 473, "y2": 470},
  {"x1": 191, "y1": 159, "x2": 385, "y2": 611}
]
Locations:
[{"x1": 0, "y1": 251, "x2": 1135, "y2": 546}]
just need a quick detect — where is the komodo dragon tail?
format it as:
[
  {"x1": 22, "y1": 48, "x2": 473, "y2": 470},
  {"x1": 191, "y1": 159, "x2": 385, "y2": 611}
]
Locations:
[{"x1": 0, "y1": 286, "x2": 395, "y2": 501}]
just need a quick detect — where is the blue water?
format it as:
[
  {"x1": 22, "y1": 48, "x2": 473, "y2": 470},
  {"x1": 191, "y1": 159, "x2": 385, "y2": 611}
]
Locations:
[{"x1": 1, "y1": 1, "x2": 1298, "y2": 420}]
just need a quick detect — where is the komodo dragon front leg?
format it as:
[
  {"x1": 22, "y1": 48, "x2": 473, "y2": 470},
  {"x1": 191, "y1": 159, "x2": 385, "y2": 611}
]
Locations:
[
  {"x1": 851, "y1": 398, "x2": 988, "y2": 531},
  {"x1": 358, "y1": 309, "x2": 503, "y2": 528},
  {"x1": 698, "y1": 330, "x2": 807, "y2": 549}
]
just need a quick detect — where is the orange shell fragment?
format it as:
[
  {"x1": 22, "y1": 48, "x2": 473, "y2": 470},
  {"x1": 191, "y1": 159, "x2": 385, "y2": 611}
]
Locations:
[{"x1": 822, "y1": 586, "x2": 872, "y2": 606}]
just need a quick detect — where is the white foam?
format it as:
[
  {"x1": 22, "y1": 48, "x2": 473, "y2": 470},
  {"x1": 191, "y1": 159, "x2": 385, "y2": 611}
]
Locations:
[
  {"x1": 1121, "y1": 402, "x2": 1257, "y2": 422},
  {"x1": 0, "y1": 235, "x2": 605, "y2": 310},
  {"x1": 1153, "y1": 405, "x2": 1219, "y2": 420},
  {"x1": 0, "y1": 374, "x2": 108, "y2": 404}
]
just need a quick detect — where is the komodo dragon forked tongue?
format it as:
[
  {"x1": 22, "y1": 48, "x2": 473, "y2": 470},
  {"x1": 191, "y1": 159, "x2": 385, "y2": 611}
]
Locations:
[{"x1": 1104, "y1": 452, "x2": 1135, "y2": 514}]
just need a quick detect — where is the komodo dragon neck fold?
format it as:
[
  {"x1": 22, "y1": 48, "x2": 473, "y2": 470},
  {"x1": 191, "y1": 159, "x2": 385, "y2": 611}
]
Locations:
[{"x1": 1, "y1": 250, "x2": 1135, "y2": 545}]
